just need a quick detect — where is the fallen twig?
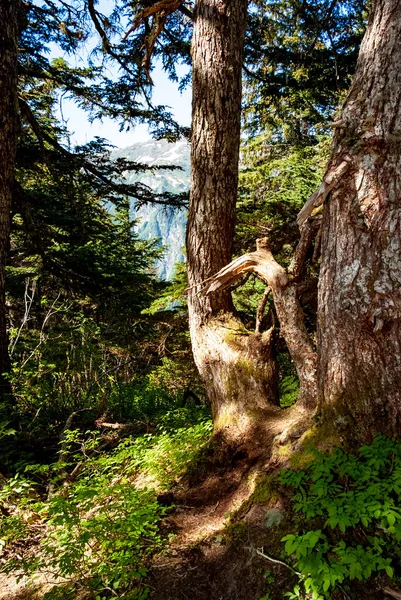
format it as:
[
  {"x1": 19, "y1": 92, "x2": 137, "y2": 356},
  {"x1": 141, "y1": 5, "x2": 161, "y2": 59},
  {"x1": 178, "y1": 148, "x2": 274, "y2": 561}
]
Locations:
[
  {"x1": 384, "y1": 588, "x2": 401, "y2": 600},
  {"x1": 246, "y1": 546, "x2": 301, "y2": 576}
]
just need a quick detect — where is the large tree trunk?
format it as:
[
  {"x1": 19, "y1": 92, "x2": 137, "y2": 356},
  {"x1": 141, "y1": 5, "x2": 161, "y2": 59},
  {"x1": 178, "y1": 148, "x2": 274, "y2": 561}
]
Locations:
[
  {"x1": 0, "y1": 0, "x2": 19, "y2": 404},
  {"x1": 187, "y1": 0, "x2": 282, "y2": 446},
  {"x1": 317, "y1": 0, "x2": 401, "y2": 444}
]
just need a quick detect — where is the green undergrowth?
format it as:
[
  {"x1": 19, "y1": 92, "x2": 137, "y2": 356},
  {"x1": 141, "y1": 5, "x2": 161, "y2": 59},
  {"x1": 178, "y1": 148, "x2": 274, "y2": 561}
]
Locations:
[
  {"x1": 0, "y1": 397, "x2": 212, "y2": 599},
  {"x1": 279, "y1": 435, "x2": 401, "y2": 599},
  {"x1": 278, "y1": 352, "x2": 300, "y2": 409}
]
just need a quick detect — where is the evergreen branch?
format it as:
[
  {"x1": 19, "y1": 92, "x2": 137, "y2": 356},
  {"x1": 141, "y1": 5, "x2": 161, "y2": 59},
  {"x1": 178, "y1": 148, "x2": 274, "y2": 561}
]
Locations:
[
  {"x1": 18, "y1": 98, "x2": 187, "y2": 208},
  {"x1": 122, "y1": 0, "x2": 187, "y2": 83},
  {"x1": 87, "y1": 0, "x2": 137, "y2": 78}
]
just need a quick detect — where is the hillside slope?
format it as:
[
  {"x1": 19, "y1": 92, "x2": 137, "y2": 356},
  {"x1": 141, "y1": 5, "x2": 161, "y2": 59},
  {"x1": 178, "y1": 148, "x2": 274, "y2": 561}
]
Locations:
[{"x1": 113, "y1": 139, "x2": 189, "y2": 280}]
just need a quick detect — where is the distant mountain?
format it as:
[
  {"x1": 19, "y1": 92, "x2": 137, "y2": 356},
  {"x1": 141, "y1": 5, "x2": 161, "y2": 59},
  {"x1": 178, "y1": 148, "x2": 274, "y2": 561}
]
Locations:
[{"x1": 112, "y1": 139, "x2": 189, "y2": 280}]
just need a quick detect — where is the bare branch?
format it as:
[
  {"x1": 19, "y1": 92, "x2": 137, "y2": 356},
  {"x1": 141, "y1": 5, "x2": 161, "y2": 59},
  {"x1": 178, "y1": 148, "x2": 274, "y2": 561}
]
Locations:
[
  {"x1": 297, "y1": 156, "x2": 352, "y2": 227},
  {"x1": 199, "y1": 238, "x2": 317, "y2": 409},
  {"x1": 289, "y1": 217, "x2": 321, "y2": 280},
  {"x1": 87, "y1": 0, "x2": 137, "y2": 77},
  {"x1": 122, "y1": 0, "x2": 186, "y2": 82},
  {"x1": 384, "y1": 589, "x2": 401, "y2": 600},
  {"x1": 10, "y1": 278, "x2": 36, "y2": 357},
  {"x1": 255, "y1": 286, "x2": 271, "y2": 334}
]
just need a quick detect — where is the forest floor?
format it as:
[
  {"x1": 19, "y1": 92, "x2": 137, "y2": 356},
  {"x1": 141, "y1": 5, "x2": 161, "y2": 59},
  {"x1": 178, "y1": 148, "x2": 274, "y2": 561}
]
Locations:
[
  {"x1": 0, "y1": 404, "x2": 302, "y2": 600},
  {"x1": 146, "y1": 410, "x2": 399, "y2": 600},
  {"x1": 147, "y1": 406, "x2": 310, "y2": 600},
  {"x1": 1, "y1": 404, "x2": 399, "y2": 600}
]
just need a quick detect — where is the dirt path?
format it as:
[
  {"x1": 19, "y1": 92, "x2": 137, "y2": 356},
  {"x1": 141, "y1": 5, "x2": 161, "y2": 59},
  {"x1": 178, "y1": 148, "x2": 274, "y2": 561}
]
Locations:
[
  {"x1": 0, "y1": 406, "x2": 307, "y2": 600},
  {"x1": 148, "y1": 406, "x2": 308, "y2": 600}
]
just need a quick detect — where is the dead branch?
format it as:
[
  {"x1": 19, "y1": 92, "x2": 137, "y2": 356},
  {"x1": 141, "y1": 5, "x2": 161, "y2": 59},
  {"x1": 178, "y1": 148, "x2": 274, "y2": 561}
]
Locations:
[
  {"x1": 87, "y1": 0, "x2": 137, "y2": 78},
  {"x1": 9, "y1": 278, "x2": 36, "y2": 357},
  {"x1": 229, "y1": 271, "x2": 252, "y2": 292},
  {"x1": 255, "y1": 286, "x2": 271, "y2": 334},
  {"x1": 200, "y1": 237, "x2": 317, "y2": 409},
  {"x1": 384, "y1": 588, "x2": 401, "y2": 600},
  {"x1": 245, "y1": 546, "x2": 301, "y2": 576},
  {"x1": 96, "y1": 422, "x2": 137, "y2": 430},
  {"x1": 312, "y1": 223, "x2": 323, "y2": 263},
  {"x1": 289, "y1": 217, "x2": 321, "y2": 280},
  {"x1": 123, "y1": 0, "x2": 184, "y2": 83},
  {"x1": 199, "y1": 238, "x2": 288, "y2": 297},
  {"x1": 58, "y1": 408, "x2": 92, "y2": 464},
  {"x1": 297, "y1": 155, "x2": 352, "y2": 227}
]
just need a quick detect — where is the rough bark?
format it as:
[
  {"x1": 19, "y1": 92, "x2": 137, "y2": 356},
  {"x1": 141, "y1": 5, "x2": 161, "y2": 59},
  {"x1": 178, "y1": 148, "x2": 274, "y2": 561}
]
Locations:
[
  {"x1": 187, "y1": 0, "x2": 283, "y2": 446},
  {"x1": 316, "y1": 0, "x2": 401, "y2": 443},
  {"x1": 0, "y1": 0, "x2": 19, "y2": 403}
]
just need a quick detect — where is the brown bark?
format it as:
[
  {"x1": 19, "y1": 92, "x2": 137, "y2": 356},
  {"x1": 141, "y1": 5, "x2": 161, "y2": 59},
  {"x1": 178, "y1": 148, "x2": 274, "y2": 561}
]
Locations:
[
  {"x1": 187, "y1": 0, "x2": 284, "y2": 446},
  {"x1": 187, "y1": 0, "x2": 247, "y2": 320},
  {"x1": 0, "y1": 0, "x2": 19, "y2": 403},
  {"x1": 316, "y1": 0, "x2": 401, "y2": 443}
]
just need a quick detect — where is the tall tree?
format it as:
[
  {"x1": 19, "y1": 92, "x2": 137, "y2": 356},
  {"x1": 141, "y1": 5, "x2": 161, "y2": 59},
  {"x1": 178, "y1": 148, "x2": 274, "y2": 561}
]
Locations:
[
  {"x1": 0, "y1": 0, "x2": 20, "y2": 402},
  {"x1": 316, "y1": 0, "x2": 401, "y2": 443},
  {"x1": 186, "y1": 0, "x2": 284, "y2": 448},
  {"x1": 202, "y1": 0, "x2": 401, "y2": 448},
  {"x1": 0, "y1": 0, "x2": 189, "y2": 412},
  {"x1": 114, "y1": 0, "x2": 364, "y2": 447}
]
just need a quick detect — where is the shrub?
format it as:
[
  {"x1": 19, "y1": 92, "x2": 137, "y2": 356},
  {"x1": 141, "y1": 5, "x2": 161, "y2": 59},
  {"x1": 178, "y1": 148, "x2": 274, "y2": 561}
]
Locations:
[{"x1": 280, "y1": 435, "x2": 401, "y2": 599}]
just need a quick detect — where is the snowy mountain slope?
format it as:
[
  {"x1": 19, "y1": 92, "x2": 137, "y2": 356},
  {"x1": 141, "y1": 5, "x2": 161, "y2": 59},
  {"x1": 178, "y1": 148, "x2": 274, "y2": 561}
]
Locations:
[{"x1": 112, "y1": 139, "x2": 189, "y2": 280}]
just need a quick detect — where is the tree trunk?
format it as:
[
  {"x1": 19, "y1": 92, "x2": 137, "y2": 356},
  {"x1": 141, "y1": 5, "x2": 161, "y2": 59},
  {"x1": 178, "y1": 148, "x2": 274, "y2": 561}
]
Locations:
[
  {"x1": 187, "y1": 0, "x2": 282, "y2": 447},
  {"x1": 0, "y1": 0, "x2": 19, "y2": 405},
  {"x1": 317, "y1": 0, "x2": 401, "y2": 444}
]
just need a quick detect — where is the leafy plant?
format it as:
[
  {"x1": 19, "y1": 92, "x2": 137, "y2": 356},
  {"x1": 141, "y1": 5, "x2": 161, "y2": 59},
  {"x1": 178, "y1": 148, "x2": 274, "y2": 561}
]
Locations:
[
  {"x1": 279, "y1": 435, "x2": 401, "y2": 598},
  {"x1": 0, "y1": 398, "x2": 212, "y2": 599}
]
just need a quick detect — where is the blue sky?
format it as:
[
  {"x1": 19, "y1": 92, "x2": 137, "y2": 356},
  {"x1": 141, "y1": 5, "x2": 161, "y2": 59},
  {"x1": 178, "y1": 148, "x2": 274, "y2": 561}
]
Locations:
[
  {"x1": 58, "y1": 61, "x2": 191, "y2": 148},
  {"x1": 49, "y1": 0, "x2": 192, "y2": 149}
]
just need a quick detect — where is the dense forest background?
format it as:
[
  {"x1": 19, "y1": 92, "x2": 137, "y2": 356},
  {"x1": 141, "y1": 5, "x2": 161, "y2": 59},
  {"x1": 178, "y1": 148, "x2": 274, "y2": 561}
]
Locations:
[{"x1": 1, "y1": 0, "x2": 401, "y2": 599}]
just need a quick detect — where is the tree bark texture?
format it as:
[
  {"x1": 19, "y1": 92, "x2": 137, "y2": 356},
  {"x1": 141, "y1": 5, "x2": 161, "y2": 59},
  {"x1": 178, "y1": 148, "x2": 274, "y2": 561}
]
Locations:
[
  {"x1": 187, "y1": 0, "x2": 247, "y2": 319},
  {"x1": 0, "y1": 0, "x2": 19, "y2": 400},
  {"x1": 187, "y1": 0, "x2": 285, "y2": 445},
  {"x1": 317, "y1": 0, "x2": 401, "y2": 443}
]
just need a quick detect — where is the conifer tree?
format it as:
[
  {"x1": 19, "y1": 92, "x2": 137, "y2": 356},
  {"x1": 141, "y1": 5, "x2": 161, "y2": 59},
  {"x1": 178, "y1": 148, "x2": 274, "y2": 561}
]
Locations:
[{"x1": 0, "y1": 0, "x2": 20, "y2": 404}]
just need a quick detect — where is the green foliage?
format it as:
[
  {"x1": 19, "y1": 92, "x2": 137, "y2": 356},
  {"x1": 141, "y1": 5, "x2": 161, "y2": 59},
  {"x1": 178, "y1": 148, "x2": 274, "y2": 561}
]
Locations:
[
  {"x1": 244, "y1": 0, "x2": 366, "y2": 137},
  {"x1": 0, "y1": 397, "x2": 212, "y2": 599},
  {"x1": 279, "y1": 375, "x2": 300, "y2": 408},
  {"x1": 258, "y1": 569, "x2": 276, "y2": 600},
  {"x1": 232, "y1": 274, "x2": 271, "y2": 326},
  {"x1": 142, "y1": 261, "x2": 188, "y2": 315},
  {"x1": 279, "y1": 435, "x2": 401, "y2": 598},
  {"x1": 278, "y1": 352, "x2": 300, "y2": 408},
  {"x1": 237, "y1": 135, "x2": 329, "y2": 257}
]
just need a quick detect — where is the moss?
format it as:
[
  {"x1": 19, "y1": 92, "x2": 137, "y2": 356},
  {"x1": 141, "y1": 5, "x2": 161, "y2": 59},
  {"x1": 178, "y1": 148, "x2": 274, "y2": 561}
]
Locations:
[
  {"x1": 250, "y1": 473, "x2": 280, "y2": 504},
  {"x1": 278, "y1": 443, "x2": 292, "y2": 458},
  {"x1": 289, "y1": 422, "x2": 340, "y2": 470},
  {"x1": 223, "y1": 329, "x2": 249, "y2": 352},
  {"x1": 236, "y1": 357, "x2": 262, "y2": 380},
  {"x1": 223, "y1": 520, "x2": 248, "y2": 545},
  {"x1": 289, "y1": 445, "x2": 315, "y2": 470}
]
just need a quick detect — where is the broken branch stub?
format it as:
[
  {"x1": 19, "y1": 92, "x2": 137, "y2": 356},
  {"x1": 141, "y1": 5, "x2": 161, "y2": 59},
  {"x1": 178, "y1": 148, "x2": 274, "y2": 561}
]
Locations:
[
  {"x1": 199, "y1": 237, "x2": 287, "y2": 297},
  {"x1": 296, "y1": 156, "x2": 351, "y2": 228}
]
